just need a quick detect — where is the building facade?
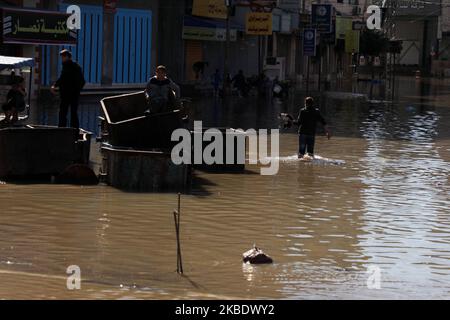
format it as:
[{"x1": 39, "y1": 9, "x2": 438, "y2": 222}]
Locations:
[
  {"x1": 388, "y1": 0, "x2": 440, "y2": 69},
  {"x1": 1, "y1": 0, "x2": 446, "y2": 105},
  {"x1": 1, "y1": 0, "x2": 189, "y2": 99}
]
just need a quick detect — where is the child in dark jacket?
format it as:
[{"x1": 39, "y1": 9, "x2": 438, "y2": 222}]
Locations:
[{"x1": 2, "y1": 77, "x2": 26, "y2": 124}]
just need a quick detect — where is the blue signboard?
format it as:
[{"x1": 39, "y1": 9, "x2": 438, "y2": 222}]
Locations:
[
  {"x1": 311, "y1": 4, "x2": 332, "y2": 33},
  {"x1": 303, "y1": 28, "x2": 316, "y2": 56}
]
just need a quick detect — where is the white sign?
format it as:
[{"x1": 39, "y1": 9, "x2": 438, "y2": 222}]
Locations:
[
  {"x1": 366, "y1": 5, "x2": 381, "y2": 30},
  {"x1": 66, "y1": 5, "x2": 81, "y2": 30},
  {"x1": 66, "y1": 265, "x2": 81, "y2": 290}
]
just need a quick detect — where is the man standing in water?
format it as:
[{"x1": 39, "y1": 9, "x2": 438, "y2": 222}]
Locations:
[
  {"x1": 295, "y1": 97, "x2": 330, "y2": 159},
  {"x1": 145, "y1": 65, "x2": 180, "y2": 113},
  {"x1": 51, "y1": 49, "x2": 85, "y2": 129}
]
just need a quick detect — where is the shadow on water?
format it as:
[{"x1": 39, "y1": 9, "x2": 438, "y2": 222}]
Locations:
[{"x1": 0, "y1": 175, "x2": 55, "y2": 185}]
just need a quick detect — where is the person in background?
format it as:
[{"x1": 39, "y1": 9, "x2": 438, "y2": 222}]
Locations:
[
  {"x1": 294, "y1": 97, "x2": 330, "y2": 159},
  {"x1": 255, "y1": 72, "x2": 267, "y2": 97},
  {"x1": 264, "y1": 75, "x2": 274, "y2": 100},
  {"x1": 351, "y1": 49, "x2": 358, "y2": 74},
  {"x1": 193, "y1": 61, "x2": 209, "y2": 80},
  {"x1": 51, "y1": 49, "x2": 85, "y2": 130},
  {"x1": 273, "y1": 76, "x2": 283, "y2": 98},
  {"x1": 211, "y1": 69, "x2": 222, "y2": 97},
  {"x1": 1, "y1": 76, "x2": 26, "y2": 124},
  {"x1": 232, "y1": 70, "x2": 248, "y2": 97},
  {"x1": 145, "y1": 65, "x2": 180, "y2": 113},
  {"x1": 225, "y1": 73, "x2": 232, "y2": 88}
]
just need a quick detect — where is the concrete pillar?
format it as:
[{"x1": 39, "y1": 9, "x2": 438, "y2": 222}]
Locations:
[
  {"x1": 101, "y1": 11, "x2": 115, "y2": 86},
  {"x1": 149, "y1": 0, "x2": 159, "y2": 78},
  {"x1": 273, "y1": 32, "x2": 278, "y2": 57},
  {"x1": 287, "y1": 34, "x2": 297, "y2": 79},
  {"x1": 158, "y1": 0, "x2": 185, "y2": 83},
  {"x1": 45, "y1": 0, "x2": 59, "y2": 86},
  {"x1": 22, "y1": 0, "x2": 39, "y2": 107}
]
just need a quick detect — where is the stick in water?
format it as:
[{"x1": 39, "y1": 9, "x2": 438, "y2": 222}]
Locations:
[{"x1": 173, "y1": 193, "x2": 183, "y2": 274}]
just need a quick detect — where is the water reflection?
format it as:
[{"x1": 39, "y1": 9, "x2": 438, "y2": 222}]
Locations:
[{"x1": 359, "y1": 105, "x2": 450, "y2": 297}]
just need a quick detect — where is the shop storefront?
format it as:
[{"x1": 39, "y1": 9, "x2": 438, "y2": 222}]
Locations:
[
  {"x1": 182, "y1": 15, "x2": 240, "y2": 81},
  {"x1": 0, "y1": 5, "x2": 74, "y2": 102},
  {"x1": 40, "y1": 3, "x2": 153, "y2": 86}
]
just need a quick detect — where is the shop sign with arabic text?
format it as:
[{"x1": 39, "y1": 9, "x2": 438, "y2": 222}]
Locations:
[
  {"x1": 1, "y1": 7, "x2": 77, "y2": 45},
  {"x1": 246, "y1": 12, "x2": 272, "y2": 35}
]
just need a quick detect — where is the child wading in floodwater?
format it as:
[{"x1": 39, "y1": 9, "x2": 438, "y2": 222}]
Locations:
[{"x1": 294, "y1": 97, "x2": 330, "y2": 159}]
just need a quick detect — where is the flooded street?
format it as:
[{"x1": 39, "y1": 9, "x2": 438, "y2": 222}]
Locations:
[{"x1": 1, "y1": 78, "x2": 449, "y2": 299}]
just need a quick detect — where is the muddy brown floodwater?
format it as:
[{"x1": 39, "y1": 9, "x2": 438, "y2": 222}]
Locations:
[{"x1": 0, "y1": 77, "x2": 449, "y2": 299}]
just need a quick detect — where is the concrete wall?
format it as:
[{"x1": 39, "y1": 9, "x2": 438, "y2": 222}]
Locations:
[
  {"x1": 181, "y1": 4, "x2": 260, "y2": 81},
  {"x1": 441, "y1": 6, "x2": 450, "y2": 33},
  {"x1": 201, "y1": 35, "x2": 260, "y2": 79},
  {"x1": 395, "y1": 19, "x2": 424, "y2": 65},
  {"x1": 157, "y1": 0, "x2": 187, "y2": 83},
  {"x1": 394, "y1": 17, "x2": 438, "y2": 68}
]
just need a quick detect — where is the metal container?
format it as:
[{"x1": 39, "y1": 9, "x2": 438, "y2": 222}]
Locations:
[
  {"x1": 101, "y1": 145, "x2": 191, "y2": 192},
  {"x1": 0, "y1": 125, "x2": 92, "y2": 178},
  {"x1": 99, "y1": 91, "x2": 183, "y2": 149}
]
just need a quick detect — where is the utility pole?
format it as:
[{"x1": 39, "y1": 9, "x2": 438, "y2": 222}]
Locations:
[
  {"x1": 223, "y1": 0, "x2": 232, "y2": 97},
  {"x1": 382, "y1": 0, "x2": 398, "y2": 100},
  {"x1": 317, "y1": 0, "x2": 322, "y2": 92},
  {"x1": 302, "y1": 0, "x2": 306, "y2": 90},
  {"x1": 306, "y1": 56, "x2": 310, "y2": 94},
  {"x1": 258, "y1": 36, "x2": 262, "y2": 75}
]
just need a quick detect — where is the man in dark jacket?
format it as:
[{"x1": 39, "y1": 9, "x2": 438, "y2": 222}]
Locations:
[
  {"x1": 145, "y1": 65, "x2": 180, "y2": 114},
  {"x1": 51, "y1": 49, "x2": 85, "y2": 129},
  {"x1": 294, "y1": 97, "x2": 330, "y2": 158}
]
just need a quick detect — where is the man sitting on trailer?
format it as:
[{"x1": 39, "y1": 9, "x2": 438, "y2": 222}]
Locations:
[
  {"x1": 1, "y1": 76, "x2": 26, "y2": 124},
  {"x1": 144, "y1": 65, "x2": 180, "y2": 114}
]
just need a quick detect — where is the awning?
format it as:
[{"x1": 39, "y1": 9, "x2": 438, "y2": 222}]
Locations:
[
  {"x1": 0, "y1": 55, "x2": 35, "y2": 70},
  {"x1": 184, "y1": 15, "x2": 244, "y2": 31}
]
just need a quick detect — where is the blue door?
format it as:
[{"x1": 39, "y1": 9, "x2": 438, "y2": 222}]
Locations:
[
  {"x1": 113, "y1": 8, "x2": 152, "y2": 84},
  {"x1": 41, "y1": 6, "x2": 152, "y2": 86}
]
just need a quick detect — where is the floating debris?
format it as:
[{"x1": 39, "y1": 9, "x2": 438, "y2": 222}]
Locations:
[
  {"x1": 242, "y1": 245, "x2": 273, "y2": 264},
  {"x1": 55, "y1": 164, "x2": 99, "y2": 185},
  {"x1": 278, "y1": 113, "x2": 294, "y2": 129}
]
